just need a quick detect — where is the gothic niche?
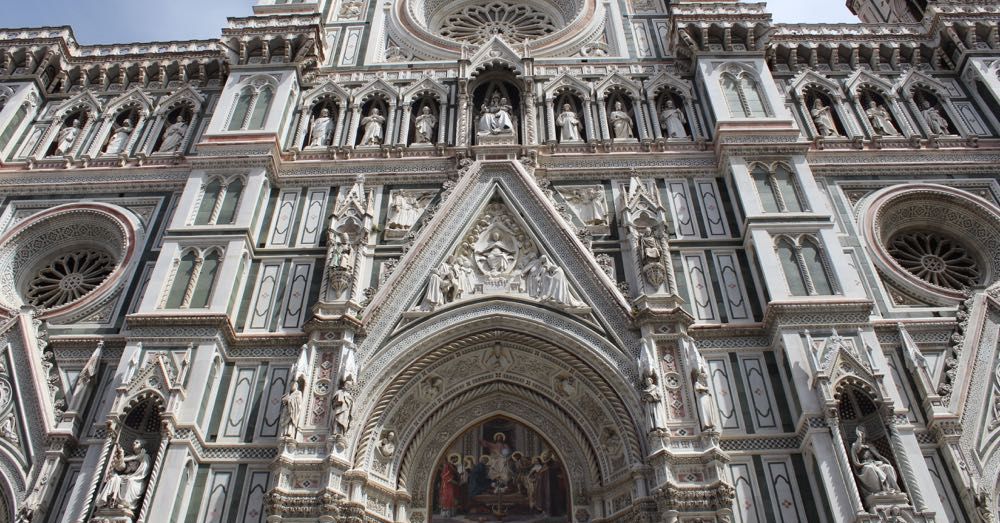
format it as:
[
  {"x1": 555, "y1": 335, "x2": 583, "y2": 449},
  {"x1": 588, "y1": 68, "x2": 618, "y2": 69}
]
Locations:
[
  {"x1": 409, "y1": 95, "x2": 441, "y2": 146},
  {"x1": 656, "y1": 90, "x2": 690, "y2": 140},
  {"x1": 860, "y1": 88, "x2": 901, "y2": 137},
  {"x1": 553, "y1": 91, "x2": 585, "y2": 144},
  {"x1": 912, "y1": 89, "x2": 955, "y2": 137},
  {"x1": 47, "y1": 110, "x2": 88, "y2": 157},
  {"x1": 357, "y1": 95, "x2": 390, "y2": 147},
  {"x1": 473, "y1": 73, "x2": 520, "y2": 145},
  {"x1": 836, "y1": 385, "x2": 906, "y2": 509},
  {"x1": 385, "y1": 189, "x2": 435, "y2": 239},
  {"x1": 151, "y1": 105, "x2": 193, "y2": 154},
  {"x1": 307, "y1": 97, "x2": 339, "y2": 148},
  {"x1": 92, "y1": 397, "x2": 162, "y2": 522},
  {"x1": 431, "y1": 417, "x2": 569, "y2": 522},
  {"x1": 605, "y1": 89, "x2": 636, "y2": 142},
  {"x1": 804, "y1": 89, "x2": 844, "y2": 139},
  {"x1": 102, "y1": 109, "x2": 138, "y2": 156}
]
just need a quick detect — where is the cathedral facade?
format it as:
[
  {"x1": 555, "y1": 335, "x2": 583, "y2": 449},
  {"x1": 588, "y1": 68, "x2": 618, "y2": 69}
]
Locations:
[{"x1": 0, "y1": 0, "x2": 997, "y2": 521}]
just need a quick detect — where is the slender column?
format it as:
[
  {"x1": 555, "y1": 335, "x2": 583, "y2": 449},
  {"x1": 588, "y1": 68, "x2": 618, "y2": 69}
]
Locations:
[
  {"x1": 385, "y1": 102, "x2": 398, "y2": 146},
  {"x1": 436, "y1": 102, "x2": 446, "y2": 145},
  {"x1": 294, "y1": 106, "x2": 311, "y2": 148},
  {"x1": 135, "y1": 432, "x2": 172, "y2": 523},
  {"x1": 74, "y1": 433, "x2": 118, "y2": 523},
  {"x1": 180, "y1": 256, "x2": 205, "y2": 308},
  {"x1": 545, "y1": 98, "x2": 557, "y2": 143},
  {"x1": 832, "y1": 96, "x2": 860, "y2": 138},
  {"x1": 634, "y1": 98, "x2": 650, "y2": 141},
  {"x1": 208, "y1": 187, "x2": 228, "y2": 224},
  {"x1": 597, "y1": 97, "x2": 610, "y2": 140},
  {"x1": 72, "y1": 118, "x2": 97, "y2": 158},
  {"x1": 398, "y1": 104, "x2": 413, "y2": 146},
  {"x1": 583, "y1": 99, "x2": 596, "y2": 142},
  {"x1": 332, "y1": 104, "x2": 347, "y2": 147},
  {"x1": 647, "y1": 98, "x2": 662, "y2": 139},
  {"x1": 347, "y1": 104, "x2": 362, "y2": 148},
  {"x1": 123, "y1": 113, "x2": 148, "y2": 155},
  {"x1": 827, "y1": 417, "x2": 866, "y2": 514},
  {"x1": 87, "y1": 117, "x2": 114, "y2": 157}
]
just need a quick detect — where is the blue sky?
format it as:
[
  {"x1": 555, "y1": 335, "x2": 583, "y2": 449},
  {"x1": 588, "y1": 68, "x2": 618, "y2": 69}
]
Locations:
[{"x1": 2, "y1": 0, "x2": 856, "y2": 44}]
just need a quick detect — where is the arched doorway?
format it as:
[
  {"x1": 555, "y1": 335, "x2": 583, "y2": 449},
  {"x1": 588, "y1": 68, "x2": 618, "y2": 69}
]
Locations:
[{"x1": 430, "y1": 416, "x2": 569, "y2": 522}]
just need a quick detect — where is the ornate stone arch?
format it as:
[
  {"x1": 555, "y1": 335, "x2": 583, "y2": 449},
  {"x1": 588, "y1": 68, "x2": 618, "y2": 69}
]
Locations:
[
  {"x1": 897, "y1": 69, "x2": 970, "y2": 137},
  {"x1": 544, "y1": 72, "x2": 592, "y2": 102},
  {"x1": 595, "y1": 72, "x2": 641, "y2": 100},
  {"x1": 88, "y1": 87, "x2": 153, "y2": 157},
  {"x1": 34, "y1": 90, "x2": 102, "y2": 159}
]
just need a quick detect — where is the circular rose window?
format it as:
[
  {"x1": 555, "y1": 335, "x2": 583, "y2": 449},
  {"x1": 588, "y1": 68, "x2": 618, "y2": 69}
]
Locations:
[
  {"x1": 0, "y1": 203, "x2": 143, "y2": 320},
  {"x1": 861, "y1": 184, "x2": 1000, "y2": 304},
  {"x1": 438, "y1": 2, "x2": 557, "y2": 44}
]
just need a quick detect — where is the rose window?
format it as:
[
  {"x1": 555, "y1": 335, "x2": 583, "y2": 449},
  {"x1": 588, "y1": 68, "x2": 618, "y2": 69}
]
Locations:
[
  {"x1": 438, "y1": 2, "x2": 557, "y2": 44},
  {"x1": 886, "y1": 231, "x2": 980, "y2": 290},
  {"x1": 25, "y1": 249, "x2": 117, "y2": 308}
]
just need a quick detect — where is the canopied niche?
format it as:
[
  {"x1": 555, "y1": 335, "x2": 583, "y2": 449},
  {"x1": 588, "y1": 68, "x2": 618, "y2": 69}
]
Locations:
[{"x1": 472, "y1": 69, "x2": 521, "y2": 145}]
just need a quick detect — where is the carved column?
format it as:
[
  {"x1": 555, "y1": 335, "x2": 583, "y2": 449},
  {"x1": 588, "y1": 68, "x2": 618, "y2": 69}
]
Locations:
[
  {"x1": 86, "y1": 116, "x2": 114, "y2": 157},
  {"x1": 347, "y1": 104, "x2": 362, "y2": 148},
  {"x1": 647, "y1": 98, "x2": 663, "y2": 140},
  {"x1": 332, "y1": 103, "x2": 348, "y2": 147},
  {"x1": 123, "y1": 111, "x2": 149, "y2": 155},
  {"x1": 436, "y1": 102, "x2": 446, "y2": 145},
  {"x1": 134, "y1": 427, "x2": 173, "y2": 523},
  {"x1": 583, "y1": 98, "x2": 596, "y2": 142},
  {"x1": 398, "y1": 103, "x2": 413, "y2": 146},
  {"x1": 545, "y1": 97, "x2": 557, "y2": 144},
  {"x1": 385, "y1": 102, "x2": 398, "y2": 146},
  {"x1": 597, "y1": 96, "x2": 610, "y2": 140},
  {"x1": 293, "y1": 104, "x2": 312, "y2": 148},
  {"x1": 826, "y1": 415, "x2": 867, "y2": 514},
  {"x1": 633, "y1": 97, "x2": 650, "y2": 141},
  {"x1": 832, "y1": 95, "x2": 861, "y2": 139},
  {"x1": 72, "y1": 116, "x2": 98, "y2": 158}
]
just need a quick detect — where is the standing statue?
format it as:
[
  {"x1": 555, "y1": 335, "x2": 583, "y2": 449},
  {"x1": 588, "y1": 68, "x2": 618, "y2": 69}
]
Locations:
[
  {"x1": 659, "y1": 99, "x2": 688, "y2": 139},
  {"x1": 359, "y1": 107, "x2": 386, "y2": 145},
  {"x1": 98, "y1": 439, "x2": 152, "y2": 511},
  {"x1": 693, "y1": 363, "x2": 717, "y2": 431},
  {"x1": 609, "y1": 101, "x2": 634, "y2": 140},
  {"x1": 413, "y1": 105, "x2": 437, "y2": 144},
  {"x1": 387, "y1": 192, "x2": 423, "y2": 230},
  {"x1": 921, "y1": 101, "x2": 951, "y2": 135},
  {"x1": 640, "y1": 372, "x2": 664, "y2": 430},
  {"x1": 810, "y1": 99, "x2": 839, "y2": 137},
  {"x1": 280, "y1": 380, "x2": 303, "y2": 438},
  {"x1": 332, "y1": 377, "x2": 354, "y2": 435},
  {"x1": 55, "y1": 119, "x2": 81, "y2": 156},
  {"x1": 556, "y1": 103, "x2": 582, "y2": 142},
  {"x1": 849, "y1": 426, "x2": 900, "y2": 495},
  {"x1": 104, "y1": 119, "x2": 134, "y2": 154},
  {"x1": 564, "y1": 187, "x2": 608, "y2": 226},
  {"x1": 309, "y1": 107, "x2": 334, "y2": 147},
  {"x1": 866, "y1": 101, "x2": 899, "y2": 136},
  {"x1": 157, "y1": 115, "x2": 188, "y2": 153}
]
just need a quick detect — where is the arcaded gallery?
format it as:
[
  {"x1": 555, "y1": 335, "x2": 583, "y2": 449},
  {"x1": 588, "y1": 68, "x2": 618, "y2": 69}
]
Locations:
[{"x1": 0, "y1": 0, "x2": 996, "y2": 521}]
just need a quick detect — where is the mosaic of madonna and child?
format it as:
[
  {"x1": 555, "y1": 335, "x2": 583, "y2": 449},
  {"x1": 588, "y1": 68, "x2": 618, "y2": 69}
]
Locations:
[{"x1": 431, "y1": 417, "x2": 569, "y2": 522}]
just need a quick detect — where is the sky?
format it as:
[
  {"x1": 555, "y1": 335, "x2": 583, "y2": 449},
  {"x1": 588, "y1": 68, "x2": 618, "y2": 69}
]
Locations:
[{"x1": 1, "y1": 0, "x2": 857, "y2": 45}]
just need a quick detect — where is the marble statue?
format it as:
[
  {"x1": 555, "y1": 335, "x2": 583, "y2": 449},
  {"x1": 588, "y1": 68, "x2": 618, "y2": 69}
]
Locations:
[
  {"x1": 104, "y1": 119, "x2": 134, "y2": 154},
  {"x1": 423, "y1": 260, "x2": 456, "y2": 308},
  {"x1": 378, "y1": 430, "x2": 396, "y2": 458},
  {"x1": 556, "y1": 103, "x2": 582, "y2": 142},
  {"x1": 450, "y1": 256, "x2": 476, "y2": 299},
  {"x1": 810, "y1": 99, "x2": 838, "y2": 137},
  {"x1": 609, "y1": 101, "x2": 634, "y2": 140},
  {"x1": 850, "y1": 426, "x2": 899, "y2": 495},
  {"x1": 866, "y1": 101, "x2": 899, "y2": 136},
  {"x1": 921, "y1": 101, "x2": 951, "y2": 135},
  {"x1": 359, "y1": 107, "x2": 385, "y2": 145},
  {"x1": 55, "y1": 119, "x2": 81, "y2": 156},
  {"x1": 280, "y1": 380, "x2": 303, "y2": 438},
  {"x1": 477, "y1": 94, "x2": 515, "y2": 135},
  {"x1": 659, "y1": 99, "x2": 688, "y2": 139},
  {"x1": 309, "y1": 107, "x2": 334, "y2": 147},
  {"x1": 157, "y1": 115, "x2": 188, "y2": 153},
  {"x1": 98, "y1": 439, "x2": 152, "y2": 511},
  {"x1": 522, "y1": 255, "x2": 579, "y2": 307},
  {"x1": 640, "y1": 372, "x2": 664, "y2": 430},
  {"x1": 387, "y1": 191, "x2": 426, "y2": 231},
  {"x1": 332, "y1": 378, "x2": 354, "y2": 435},
  {"x1": 476, "y1": 231, "x2": 515, "y2": 275},
  {"x1": 413, "y1": 105, "x2": 437, "y2": 144}
]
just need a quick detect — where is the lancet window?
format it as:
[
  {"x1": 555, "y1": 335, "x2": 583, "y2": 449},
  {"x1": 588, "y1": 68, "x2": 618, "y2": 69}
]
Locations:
[{"x1": 776, "y1": 235, "x2": 836, "y2": 296}]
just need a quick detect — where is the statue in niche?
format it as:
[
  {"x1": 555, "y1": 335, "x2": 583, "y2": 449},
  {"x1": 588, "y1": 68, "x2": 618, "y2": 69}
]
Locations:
[
  {"x1": 387, "y1": 191, "x2": 431, "y2": 231},
  {"x1": 865, "y1": 100, "x2": 899, "y2": 136},
  {"x1": 280, "y1": 380, "x2": 303, "y2": 438},
  {"x1": 104, "y1": 117, "x2": 134, "y2": 154},
  {"x1": 328, "y1": 230, "x2": 352, "y2": 270},
  {"x1": 475, "y1": 230, "x2": 516, "y2": 275},
  {"x1": 609, "y1": 101, "x2": 634, "y2": 140},
  {"x1": 810, "y1": 98, "x2": 839, "y2": 137},
  {"x1": 557, "y1": 103, "x2": 582, "y2": 142},
  {"x1": 659, "y1": 99, "x2": 688, "y2": 139},
  {"x1": 55, "y1": 119, "x2": 81, "y2": 156},
  {"x1": 309, "y1": 107, "x2": 334, "y2": 147},
  {"x1": 377, "y1": 430, "x2": 396, "y2": 458},
  {"x1": 477, "y1": 94, "x2": 515, "y2": 136},
  {"x1": 562, "y1": 187, "x2": 608, "y2": 226},
  {"x1": 98, "y1": 439, "x2": 152, "y2": 511},
  {"x1": 637, "y1": 227, "x2": 666, "y2": 287},
  {"x1": 331, "y1": 377, "x2": 354, "y2": 435},
  {"x1": 640, "y1": 371, "x2": 664, "y2": 430},
  {"x1": 157, "y1": 114, "x2": 188, "y2": 153},
  {"x1": 850, "y1": 426, "x2": 900, "y2": 495},
  {"x1": 413, "y1": 105, "x2": 437, "y2": 144},
  {"x1": 692, "y1": 362, "x2": 717, "y2": 431},
  {"x1": 920, "y1": 100, "x2": 951, "y2": 135},
  {"x1": 359, "y1": 107, "x2": 385, "y2": 145}
]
